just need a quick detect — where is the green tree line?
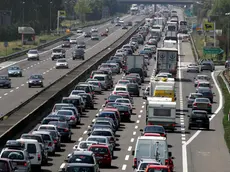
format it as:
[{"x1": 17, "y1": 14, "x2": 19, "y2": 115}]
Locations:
[{"x1": 0, "y1": 0, "x2": 128, "y2": 41}]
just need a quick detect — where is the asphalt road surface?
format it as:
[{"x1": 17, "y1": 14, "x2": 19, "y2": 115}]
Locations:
[{"x1": 0, "y1": 14, "x2": 145, "y2": 115}]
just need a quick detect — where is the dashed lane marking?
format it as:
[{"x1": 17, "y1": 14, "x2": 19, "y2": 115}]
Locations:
[
  {"x1": 21, "y1": 84, "x2": 24, "y2": 86},
  {"x1": 140, "y1": 110, "x2": 143, "y2": 113},
  {"x1": 135, "y1": 126, "x2": 138, "y2": 129},
  {"x1": 138, "y1": 115, "x2": 141, "y2": 118},
  {"x1": 136, "y1": 120, "x2": 140, "y2": 123},
  {"x1": 130, "y1": 138, "x2": 134, "y2": 142},
  {"x1": 143, "y1": 102, "x2": 146, "y2": 104},
  {"x1": 141, "y1": 105, "x2": 144, "y2": 108},
  {"x1": 133, "y1": 131, "x2": 136, "y2": 135},
  {"x1": 128, "y1": 146, "x2": 132, "y2": 151},
  {"x1": 78, "y1": 137, "x2": 83, "y2": 142},
  {"x1": 122, "y1": 164, "x2": 127, "y2": 170},
  {"x1": 83, "y1": 131, "x2": 87, "y2": 134},
  {"x1": 125, "y1": 155, "x2": 129, "y2": 160},
  {"x1": 10, "y1": 90, "x2": 13, "y2": 93},
  {"x1": 4, "y1": 93, "x2": 8, "y2": 96}
]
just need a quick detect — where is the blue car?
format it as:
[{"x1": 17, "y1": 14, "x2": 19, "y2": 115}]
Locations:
[
  {"x1": 8, "y1": 66, "x2": 22, "y2": 77},
  {"x1": 0, "y1": 75, "x2": 11, "y2": 88},
  {"x1": 28, "y1": 74, "x2": 44, "y2": 88}
]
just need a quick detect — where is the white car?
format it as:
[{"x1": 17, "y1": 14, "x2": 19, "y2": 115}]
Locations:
[
  {"x1": 37, "y1": 124, "x2": 58, "y2": 132},
  {"x1": 56, "y1": 59, "x2": 69, "y2": 69},
  {"x1": 91, "y1": 27, "x2": 98, "y2": 32},
  {"x1": 112, "y1": 84, "x2": 128, "y2": 94},
  {"x1": 88, "y1": 81, "x2": 102, "y2": 93},
  {"x1": 73, "y1": 141, "x2": 98, "y2": 151},
  {"x1": 69, "y1": 38, "x2": 77, "y2": 44},
  {"x1": 70, "y1": 90, "x2": 86, "y2": 96},
  {"x1": 117, "y1": 79, "x2": 130, "y2": 85},
  {"x1": 115, "y1": 98, "x2": 132, "y2": 109},
  {"x1": 187, "y1": 63, "x2": 200, "y2": 73},
  {"x1": 27, "y1": 49, "x2": 39, "y2": 61},
  {"x1": 76, "y1": 28, "x2": 83, "y2": 34}
]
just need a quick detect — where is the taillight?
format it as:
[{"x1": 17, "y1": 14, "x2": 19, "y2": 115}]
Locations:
[
  {"x1": 193, "y1": 103, "x2": 197, "y2": 106},
  {"x1": 148, "y1": 122, "x2": 152, "y2": 125},
  {"x1": 53, "y1": 140, "x2": 57, "y2": 144},
  {"x1": 113, "y1": 92, "x2": 116, "y2": 94},
  {"x1": 105, "y1": 100, "x2": 108, "y2": 104},
  {"x1": 90, "y1": 76, "x2": 92, "y2": 78},
  {"x1": 165, "y1": 159, "x2": 169, "y2": 165},
  {"x1": 48, "y1": 142, "x2": 52, "y2": 146},
  {"x1": 161, "y1": 133, "x2": 165, "y2": 137},
  {"x1": 124, "y1": 112, "x2": 129, "y2": 115},
  {"x1": 64, "y1": 128, "x2": 69, "y2": 132},
  {"x1": 133, "y1": 158, "x2": 137, "y2": 168},
  {"x1": 208, "y1": 103, "x2": 212, "y2": 106},
  {"x1": 172, "y1": 123, "x2": 176, "y2": 127},
  {"x1": 70, "y1": 116, "x2": 76, "y2": 120},
  {"x1": 24, "y1": 162, "x2": 27, "y2": 166},
  {"x1": 38, "y1": 154, "x2": 41, "y2": 161}
]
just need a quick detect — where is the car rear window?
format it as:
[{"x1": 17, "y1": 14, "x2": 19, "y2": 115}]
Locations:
[
  {"x1": 69, "y1": 155, "x2": 94, "y2": 164},
  {"x1": 144, "y1": 126, "x2": 164, "y2": 133},
  {"x1": 41, "y1": 134, "x2": 51, "y2": 141},
  {"x1": 63, "y1": 99, "x2": 80, "y2": 105},
  {"x1": 39, "y1": 126, "x2": 55, "y2": 130},
  {"x1": 94, "y1": 76, "x2": 105, "y2": 81},
  {"x1": 66, "y1": 166, "x2": 94, "y2": 172},
  {"x1": 57, "y1": 111, "x2": 73, "y2": 116},
  {"x1": 27, "y1": 144, "x2": 36, "y2": 154},
  {"x1": 89, "y1": 147, "x2": 109, "y2": 154},
  {"x1": 87, "y1": 137, "x2": 106, "y2": 143},
  {"x1": 1, "y1": 151, "x2": 24, "y2": 160},
  {"x1": 195, "y1": 98, "x2": 209, "y2": 102},
  {"x1": 21, "y1": 135, "x2": 42, "y2": 143},
  {"x1": 92, "y1": 131, "x2": 112, "y2": 136},
  {"x1": 99, "y1": 113, "x2": 115, "y2": 118}
]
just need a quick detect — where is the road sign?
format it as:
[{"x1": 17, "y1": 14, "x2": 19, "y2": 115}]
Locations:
[
  {"x1": 203, "y1": 47, "x2": 224, "y2": 55},
  {"x1": 58, "y1": 10, "x2": 66, "y2": 18},
  {"x1": 4, "y1": 41, "x2": 8, "y2": 47},
  {"x1": 203, "y1": 21, "x2": 214, "y2": 31}
]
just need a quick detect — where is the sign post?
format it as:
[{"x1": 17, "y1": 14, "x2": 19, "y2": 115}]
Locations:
[
  {"x1": 4, "y1": 41, "x2": 8, "y2": 56},
  {"x1": 57, "y1": 10, "x2": 66, "y2": 34}
]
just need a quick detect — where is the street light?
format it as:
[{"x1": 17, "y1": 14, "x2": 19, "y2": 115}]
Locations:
[
  {"x1": 50, "y1": 1, "x2": 53, "y2": 32},
  {"x1": 225, "y1": 12, "x2": 230, "y2": 58},
  {"x1": 22, "y1": 1, "x2": 25, "y2": 25}
]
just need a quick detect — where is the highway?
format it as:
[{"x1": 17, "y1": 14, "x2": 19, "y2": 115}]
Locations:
[
  {"x1": 0, "y1": 14, "x2": 144, "y2": 116},
  {"x1": 1, "y1": 7, "x2": 230, "y2": 172}
]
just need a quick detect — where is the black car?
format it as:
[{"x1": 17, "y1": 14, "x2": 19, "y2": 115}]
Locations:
[
  {"x1": 116, "y1": 105, "x2": 131, "y2": 122},
  {"x1": 48, "y1": 121, "x2": 72, "y2": 142},
  {"x1": 62, "y1": 41, "x2": 71, "y2": 48},
  {"x1": 122, "y1": 25, "x2": 128, "y2": 29},
  {"x1": 140, "y1": 125, "x2": 166, "y2": 137},
  {"x1": 0, "y1": 75, "x2": 11, "y2": 88},
  {"x1": 28, "y1": 74, "x2": 44, "y2": 88},
  {"x1": 84, "y1": 32, "x2": 91, "y2": 37},
  {"x1": 127, "y1": 68, "x2": 144, "y2": 83},
  {"x1": 127, "y1": 21, "x2": 132, "y2": 26},
  {"x1": 127, "y1": 83, "x2": 140, "y2": 96},
  {"x1": 77, "y1": 41, "x2": 86, "y2": 49},
  {"x1": 188, "y1": 110, "x2": 210, "y2": 130},
  {"x1": 72, "y1": 48, "x2": 85, "y2": 60},
  {"x1": 79, "y1": 93, "x2": 94, "y2": 109},
  {"x1": 196, "y1": 87, "x2": 214, "y2": 103},
  {"x1": 104, "y1": 95, "x2": 123, "y2": 105}
]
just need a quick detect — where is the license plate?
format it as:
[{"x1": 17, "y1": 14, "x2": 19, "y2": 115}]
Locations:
[
  {"x1": 96, "y1": 157, "x2": 103, "y2": 159},
  {"x1": 196, "y1": 120, "x2": 202, "y2": 123}
]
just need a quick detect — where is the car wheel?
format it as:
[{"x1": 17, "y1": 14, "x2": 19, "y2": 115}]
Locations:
[
  {"x1": 206, "y1": 125, "x2": 210, "y2": 130},
  {"x1": 188, "y1": 125, "x2": 191, "y2": 130},
  {"x1": 68, "y1": 135, "x2": 72, "y2": 142},
  {"x1": 8, "y1": 84, "x2": 11, "y2": 88},
  {"x1": 41, "y1": 84, "x2": 44, "y2": 88},
  {"x1": 28, "y1": 84, "x2": 31, "y2": 88}
]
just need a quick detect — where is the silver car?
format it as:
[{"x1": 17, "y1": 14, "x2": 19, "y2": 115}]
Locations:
[
  {"x1": 73, "y1": 141, "x2": 98, "y2": 151},
  {"x1": 56, "y1": 109, "x2": 77, "y2": 127},
  {"x1": 186, "y1": 93, "x2": 203, "y2": 108},
  {"x1": 187, "y1": 63, "x2": 200, "y2": 73},
  {"x1": 55, "y1": 59, "x2": 69, "y2": 69},
  {"x1": 27, "y1": 49, "x2": 39, "y2": 61},
  {"x1": 194, "y1": 75, "x2": 210, "y2": 87},
  {"x1": 88, "y1": 81, "x2": 102, "y2": 93},
  {"x1": 8, "y1": 66, "x2": 22, "y2": 77}
]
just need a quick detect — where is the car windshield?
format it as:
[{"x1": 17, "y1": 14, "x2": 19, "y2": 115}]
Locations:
[
  {"x1": 87, "y1": 137, "x2": 106, "y2": 143},
  {"x1": 93, "y1": 76, "x2": 105, "y2": 81},
  {"x1": 0, "y1": 76, "x2": 8, "y2": 80},
  {"x1": 116, "y1": 105, "x2": 129, "y2": 111},
  {"x1": 39, "y1": 126, "x2": 55, "y2": 131},
  {"x1": 69, "y1": 155, "x2": 94, "y2": 164},
  {"x1": 1, "y1": 151, "x2": 24, "y2": 160},
  {"x1": 49, "y1": 121, "x2": 68, "y2": 128},
  {"x1": 89, "y1": 147, "x2": 109, "y2": 154},
  {"x1": 28, "y1": 50, "x2": 37, "y2": 54},
  {"x1": 92, "y1": 131, "x2": 112, "y2": 136},
  {"x1": 30, "y1": 75, "x2": 42, "y2": 79},
  {"x1": 9, "y1": 66, "x2": 20, "y2": 70},
  {"x1": 147, "y1": 169, "x2": 168, "y2": 172},
  {"x1": 62, "y1": 108, "x2": 77, "y2": 115},
  {"x1": 66, "y1": 166, "x2": 94, "y2": 172},
  {"x1": 62, "y1": 99, "x2": 80, "y2": 105},
  {"x1": 79, "y1": 142, "x2": 92, "y2": 149},
  {"x1": 144, "y1": 126, "x2": 164, "y2": 133},
  {"x1": 190, "y1": 94, "x2": 202, "y2": 99},
  {"x1": 116, "y1": 87, "x2": 126, "y2": 91},
  {"x1": 53, "y1": 49, "x2": 62, "y2": 53},
  {"x1": 58, "y1": 60, "x2": 66, "y2": 63},
  {"x1": 118, "y1": 80, "x2": 129, "y2": 84},
  {"x1": 42, "y1": 118, "x2": 58, "y2": 124},
  {"x1": 195, "y1": 98, "x2": 210, "y2": 103},
  {"x1": 116, "y1": 99, "x2": 129, "y2": 103},
  {"x1": 57, "y1": 110, "x2": 73, "y2": 116},
  {"x1": 72, "y1": 91, "x2": 85, "y2": 95},
  {"x1": 99, "y1": 112, "x2": 115, "y2": 118},
  {"x1": 199, "y1": 83, "x2": 210, "y2": 87},
  {"x1": 108, "y1": 95, "x2": 122, "y2": 101},
  {"x1": 88, "y1": 82, "x2": 98, "y2": 86},
  {"x1": 192, "y1": 113, "x2": 207, "y2": 118}
]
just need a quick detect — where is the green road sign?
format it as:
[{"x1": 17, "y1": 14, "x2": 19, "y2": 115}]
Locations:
[{"x1": 203, "y1": 47, "x2": 224, "y2": 55}]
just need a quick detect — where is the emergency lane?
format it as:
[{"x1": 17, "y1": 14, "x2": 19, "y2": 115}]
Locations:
[{"x1": 0, "y1": 15, "x2": 145, "y2": 116}]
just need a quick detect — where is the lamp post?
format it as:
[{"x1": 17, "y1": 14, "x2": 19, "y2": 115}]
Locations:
[
  {"x1": 22, "y1": 1, "x2": 25, "y2": 25},
  {"x1": 225, "y1": 12, "x2": 230, "y2": 59},
  {"x1": 49, "y1": 1, "x2": 52, "y2": 32}
]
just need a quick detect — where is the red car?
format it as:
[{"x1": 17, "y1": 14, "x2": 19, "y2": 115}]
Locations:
[
  {"x1": 88, "y1": 144, "x2": 112, "y2": 167},
  {"x1": 101, "y1": 32, "x2": 108, "y2": 36}
]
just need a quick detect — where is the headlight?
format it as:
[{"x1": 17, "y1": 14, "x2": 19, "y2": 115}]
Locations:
[
  {"x1": 39, "y1": 80, "x2": 42, "y2": 82},
  {"x1": 29, "y1": 80, "x2": 33, "y2": 83}
]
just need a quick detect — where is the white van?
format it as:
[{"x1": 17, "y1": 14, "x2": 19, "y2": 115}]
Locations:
[
  {"x1": 16, "y1": 139, "x2": 42, "y2": 169},
  {"x1": 132, "y1": 136, "x2": 172, "y2": 169},
  {"x1": 93, "y1": 74, "x2": 110, "y2": 90}
]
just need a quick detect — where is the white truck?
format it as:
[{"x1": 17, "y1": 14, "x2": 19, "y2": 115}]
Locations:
[
  {"x1": 146, "y1": 98, "x2": 176, "y2": 131},
  {"x1": 126, "y1": 55, "x2": 144, "y2": 71},
  {"x1": 163, "y1": 40, "x2": 177, "y2": 49},
  {"x1": 155, "y1": 47, "x2": 178, "y2": 77}
]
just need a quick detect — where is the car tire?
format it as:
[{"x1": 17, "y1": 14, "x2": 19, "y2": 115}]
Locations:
[
  {"x1": 206, "y1": 125, "x2": 210, "y2": 130},
  {"x1": 8, "y1": 85, "x2": 11, "y2": 88},
  {"x1": 28, "y1": 84, "x2": 31, "y2": 88},
  {"x1": 188, "y1": 125, "x2": 191, "y2": 130},
  {"x1": 41, "y1": 84, "x2": 44, "y2": 88},
  {"x1": 68, "y1": 135, "x2": 72, "y2": 142}
]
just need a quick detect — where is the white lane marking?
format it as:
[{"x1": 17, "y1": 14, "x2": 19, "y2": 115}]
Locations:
[
  {"x1": 83, "y1": 131, "x2": 87, "y2": 134},
  {"x1": 53, "y1": 66, "x2": 55, "y2": 68},
  {"x1": 136, "y1": 120, "x2": 140, "y2": 123},
  {"x1": 0, "y1": 97, "x2": 2, "y2": 99},
  {"x1": 138, "y1": 115, "x2": 141, "y2": 118},
  {"x1": 78, "y1": 137, "x2": 83, "y2": 142},
  {"x1": 133, "y1": 131, "x2": 136, "y2": 135},
  {"x1": 26, "y1": 81, "x2": 28, "y2": 83},
  {"x1": 10, "y1": 90, "x2": 13, "y2": 92},
  {"x1": 31, "y1": 65, "x2": 33, "y2": 67},
  {"x1": 135, "y1": 126, "x2": 138, "y2": 129},
  {"x1": 141, "y1": 105, "x2": 144, "y2": 108},
  {"x1": 4, "y1": 93, "x2": 8, "y2": 96},
  {"x1": 143, "y1": 102, "x2": 146, "y2": 104},
  {"x1": 46, "y1": 70, "x2": 49, "y2": 73},
  {"x1": 43, "y1": 72, "x2": 46, "y2": 74},
  {"x1": 125, "y1": 155, "x2": 129, "y2": 160},
  {"x1": 23, "y1": 69, "x2": 26, "y2": 71},
  {"x1": 16, "y1": 87, "x2": 19, "y2": 89},
  {"x1": 27, "y1": 67, "x2": 30, "y2": 69},
  {"x1": 92, "y1": 119, "x2": 95, "y2": 122},
  {"x1": 21, "y1": 84, "x2": 24, "y2": 86},
  {"x1": 122, "y1": 164, "x2": 127, "y2": 170},
  {"x1": 128, "y1": 146, "x2": 132, "y2": 151},
  {"x1": 130, "y1": 138, "x2": 134, "y2": 142},
  {"x1": 140, "y1": 110, "x2": 143, "y2": 113},
  {"x1": 99, "y1": 109, "x2": 102, "y2": 111}
]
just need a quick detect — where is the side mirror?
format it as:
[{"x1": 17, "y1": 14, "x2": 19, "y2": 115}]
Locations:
[
  {"x1": 209, "y1": 116, "x2": 211, "y2": 118},
  {"x1": 132, "y1": 150, "x2": 135, "y2": 156},
  {"x1": 187, "y1": 115, "x2": 190, "y2": 117},
  {"x1": 171, "y1": 156, "x2": 175, "y2": 159},
  {"x1": 139, "y1": 129, "x2": 143, "y2": 132},
  {"x1": 132, "y1": 165, "x2": 136, "y2": 169},
  {"x1": 168, "y1": 152, "x2": 172, "y2": 157}
]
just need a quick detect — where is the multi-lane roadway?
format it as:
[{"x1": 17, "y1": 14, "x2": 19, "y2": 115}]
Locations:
[
  {"x1": 1, "y1": 7, "x2": 230, "y2": 172},
  {"x1": 0, "y1": 14, "x2": 144, "y2": 116}
]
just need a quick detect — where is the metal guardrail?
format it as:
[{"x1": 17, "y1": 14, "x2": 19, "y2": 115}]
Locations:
[
  {"x1": 0, "y1": 18, "x2": 145, "y2": 145},
  {"x1": 0, "y1": 18, "x2": 114, "y2": 63}
]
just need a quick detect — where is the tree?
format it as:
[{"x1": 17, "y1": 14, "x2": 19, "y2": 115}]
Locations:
[{"x1": 74, "y1": 0, "x2": 92, "y2": 23}]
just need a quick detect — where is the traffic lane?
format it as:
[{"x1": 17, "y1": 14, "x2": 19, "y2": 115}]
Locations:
[
  {"x1": 0, "y1": 16, "x2": 144, "y2": 115},
  {"x1": 186, "y1": 71, "x2": 230, "y2": 172},
  {"x1": 0, "y1": 15, "x2": 132, "y2": 67},
  {"x1": 39, "y1": 67, "x2": 139, "y2": 172}
]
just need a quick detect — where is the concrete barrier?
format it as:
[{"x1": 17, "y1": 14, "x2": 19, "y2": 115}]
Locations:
[
  {"x1": 0, "y1": 19, "x2": 145, "y2": 145},
  {"x1": 0, "y1": 17, "x2": 115, "y2": 63}
]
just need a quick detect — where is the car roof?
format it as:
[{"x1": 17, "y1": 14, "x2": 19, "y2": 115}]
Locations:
[
  {"x1": 92, "y1": 128, "x2": 113, "y2": 132},
  {"x1": 67, "y1": 163, "x2": 95, "y2": 167},
  {"x1": 192, "y1": 110, "x2": 207, "y2": 114},
  {"x1": 93, "y1": 74, "x2": 107, "y2": 77},
  {"x1": 72, "y1": 151, "x2": 93, "y2": 156},
  {"x1": 32, "y1": 131, "x2": 51, "y2": 135},
  {"x1": 197, "y1": 87, "x2": 211, "y2": 90},
  {"x1": 89, "y1": 144, "x2": 109, "y2": 148},
  {"x1": 16, "y1": 139, "x2": 39, "y2": 144}
]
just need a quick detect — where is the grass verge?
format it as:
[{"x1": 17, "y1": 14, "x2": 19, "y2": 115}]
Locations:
[{"x1": 217, "y1": 74, "x2": 230, "y2": 151}]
